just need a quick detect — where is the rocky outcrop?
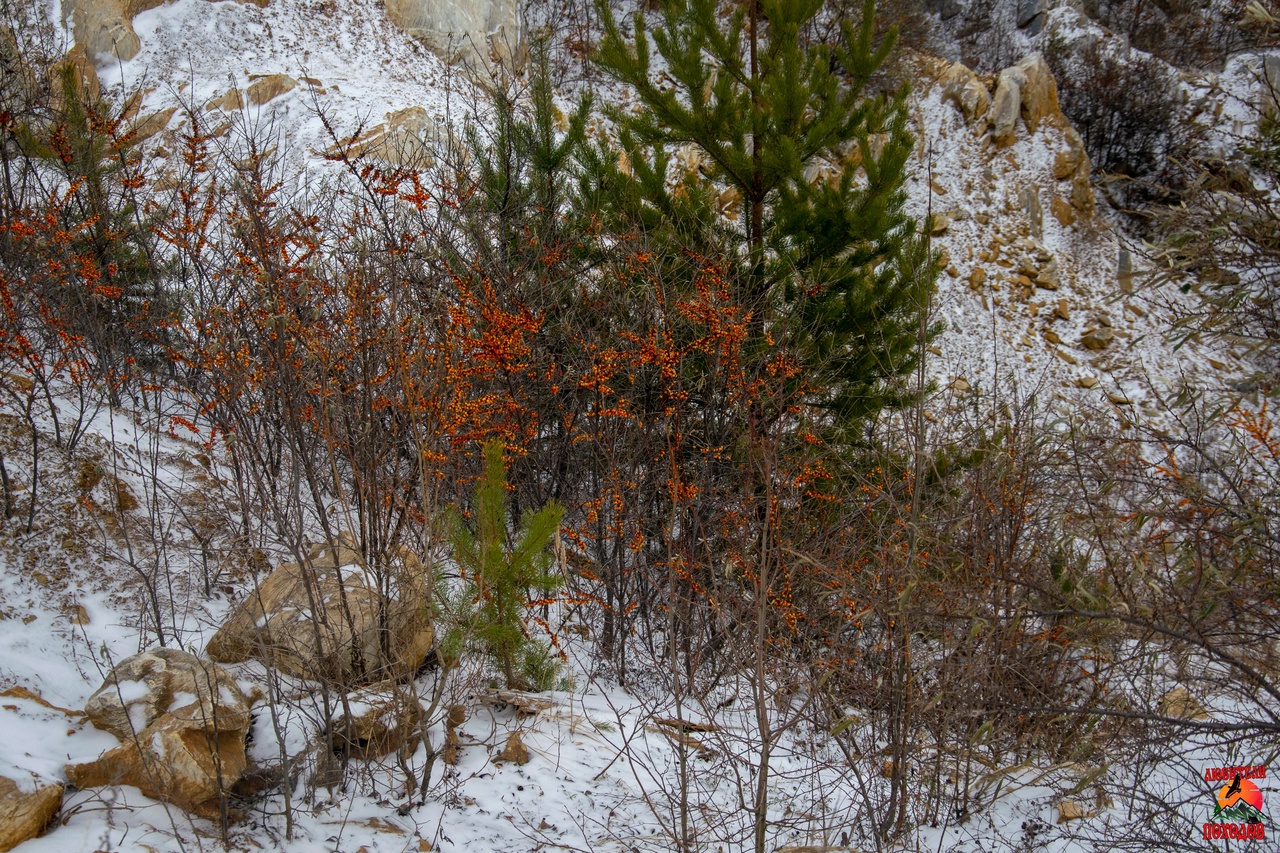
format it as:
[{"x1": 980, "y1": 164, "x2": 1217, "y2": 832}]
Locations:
[
  {"x1": 64, "y1": 0, "x2": 268, "y2": 63},
  {"x1": 941, "y1": 61, "x2": 989, "y2": 126},
  {"x1": 69, "y1": 649, "x2": 254, "y2": 819},
  {"x1": 0, "y1": 776, "x2": 61, "y2": 852},
  {"x1": 207, "y1": 533, "x2": 434, "y2": 686},
  {"x1": 991, "y1": 54, "x2": 1060, "y2": 146},
  {"x1": 384, "y1": 0, "x2": 522, "y2": 70},
  {"x1": 323, "y1": 106, "x2": 440, "y2": 168},
  {"x1": 990, "y1": 64, "x2": 1026, "y2": 146},
  {"x1": 1016, "y1": 54, "x2": 1060, "y2": 134}
]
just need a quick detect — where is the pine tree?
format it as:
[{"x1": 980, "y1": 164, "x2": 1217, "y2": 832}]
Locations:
[
  {"x1": 588, "y1": 0, "x2": 935, "y2": 437},
  {"x1": 447, "y1": 440, "x2": 565, "y2": 690}
]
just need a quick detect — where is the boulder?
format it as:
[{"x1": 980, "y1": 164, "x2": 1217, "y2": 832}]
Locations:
[
  {"x1": 71, "y1": 649, "x2": 253, "y2": 818},
  {"x1": 207, "y1": 533, "x2": 434, "y2": 686},
  {"x1": 84, "y1": 647, "x2": 253, "y2": 741},
  {"x1": 67, "y1": 704, "x2": 248, "y2": 818},
  {"x1": 384, "y1": 0, "x2": 523, "y2": 70},
  {"x1": 330, "y1": 688, "x2": 423, "y2": 759},
  {"x1": 1015, "y1": 54, "x2": 1060, "y2": 134},
  {"x1": 246, "y1": 74, "x2": 297, "y2": 106},
  {"x1": 940, "y1": 61, "x2": 989, "y2": 126},
  {"x1": 0, "y1": 776, "x2": 61, "y2": 852},
  {"x1": 990, "y1": 65, "x2": 1026, "y2": 146}
]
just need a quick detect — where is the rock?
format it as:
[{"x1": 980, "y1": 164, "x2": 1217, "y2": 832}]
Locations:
[
  {"x1": 246, "y1": 74, "x2": 297, "y2": 106},
  {"x1": 0, "y1": 776, "x2": 62, "y2": 852},
  {"x1": 1076, "y1": 375, "x2": 1098, "y2": 388},
  {"x1": 384, "y1": 0, "x2": 523, "y2": 71},
  {"x1": 1020, "y1": 186, "x2": 1042, "y2": 240},
  {"x1": 67, "y1": 703, "x2": 248, "y2": 818},
  {"x1": 1262, "y1": 55, "x2": 1280, "y2": 119},
  {"x1": 928, "y1": 0, "x2": 962, "y2": 19},
  {"x1": 206, "y1": 87, "x2": 244, "y2": 112},
  {"x1": 66, "y1": 602, "x2": 91, "y2": 625},
  {"x1": 1108, "y1": 392, "x2": 1133, "y2": 405},
  {"x1": 323, "y1": 106, "x2": 440, "y2": 169},
  {"x1": 1050, "y1": 195, "x2": 1076, "y2": 227},
  {"x1": 968, "y1": 268, "x2": 987, "y2": 287},
  {"x1": 1043, "y1": 329, "x2": 1061, "y2": 344},
  {"x1": 989, "y1": 65, "x2": 1026, "y2": 147},
  {"x1": 55, "y1": 45, "x2": 101, "y2": 104},
  {"x1": 331, "y1": 688, "x2": 423, "y2": 759},
  {"x1": 1053, "y1": 149, "x2": 1081, "y2": 181},
  {"x1": 1014, "y1": 54, "x2": 1060, "y2": 134},
  {"x1": 941, "y1": 61, "x2": 990, "y2": 125},
  {"x1": 1158, "y1": 686, "x2": 1209, "y2": 720},
  {"x1": 207, "y1": 532, "x2": 434, "y2": 686},
  {"x1": 1055, "y1": 299, "x2": 1070, "y2": 321},
  {"x1": 1035, "y1": 259, "x2": 1060, "y2": 290},
  {"x1": 1016, "y1": 0, "x2": 1046, "y2": 31},
  {"x1": 1118, "y1": 249, "x2": 1133, "y2": 295},
  {"x1": 1081, "y1": 328, "x2": 1114, "y2": 350},
  {"x1": 66, "y1": 0, "x2": 171, "y2": 61},
  {"x1": 84, "y1": 647, "x2": 252, "y2": 742},
  {"x1": 126, "y1": 107, "x2": 176, "y2": 144},
  {"x1": 930, "y1": 212, "x2": 951, "y2": 235},
  {"x1": 495, "y1": 731, "x2": 530, "y2": 765},
  {"x1": 950, "y1": 377, "x2": 971, "y2": 393},
  {"x1": 1057, "y1": 800, "x2": 1095, "y2": 822}
]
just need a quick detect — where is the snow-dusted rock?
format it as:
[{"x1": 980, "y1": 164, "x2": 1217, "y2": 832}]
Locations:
[
  {"x1": 384, "y1": 0, "x2": 522, "y2": 70},
  {"x1": 0, "y1": 776, "x2": 61, "y2": 852},
  {"x1": 207, "y1": 533, "x2": 434, "y2": 687},
  {"x1": 83, "y1": 647, "x2": 252, "y2": 742},
  {"x1": 66, "y1": 704, "x2": 249, "y2": 818},
  {"x1": 1016, "y1": 53, "x2": 1060, "y2": 134},
  {"x1": 70, "y1": 649, "x2": 255, "y2": 818}
]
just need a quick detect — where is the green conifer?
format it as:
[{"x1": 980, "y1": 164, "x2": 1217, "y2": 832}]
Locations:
[{"x1": 588, "y1": 0, "x2": 936, "y2": 437}]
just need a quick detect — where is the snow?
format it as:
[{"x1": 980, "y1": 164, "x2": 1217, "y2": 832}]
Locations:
[{"x1": 0, "y1": 0, "x2": 1272, "y2": 850}]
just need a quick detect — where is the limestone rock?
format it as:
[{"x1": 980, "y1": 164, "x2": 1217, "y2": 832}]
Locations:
[
  {"x1": 65, "y1": 0, "x2": 168, "y2": 62},
  {"x1": 331, "y1": 688, "x2": 423, "y2": 759},
  {"x1": 384, "y1": 0, "x2": 523, "y2": 71},
  {"x1": 127, "y1": 107, "x2": 176, "y2": 144},
  {"x1": 1050, "y1": 195, "x2": 1076, "y2": 227},
  {"x1": 1014, "y1": 54, "x2": 1060, "y2": 134},
  {"x1": 206, "y1": 87, "x2": 244, "y2": 112},
  {"x1": 246, "y1": 74, "x2": 297, "y2": 106},
  {"x1": 324, "y1": 106, "x2": 440, "y2": 168},
  {"x1": 56, "y1": 45, "x2": 101, "y2": 103},
  {"x1": 0, "y1": 776, "x2": 61, "y2": 852},
  {"x1": 84, "y1": 647, "x2": 252, "y2": 742},
  {"x1": 990, "y1": 65, "x2": 1026, "y2": 147},
  {"x1": 941, "y1": 61, "x2": 989, "y2": 125},
  {"x1": 67, "y1": 704, "x2": 248, "y2": 818},
  {"x1": 207, "y1": 532, "x2": 434, "y2": 686}
]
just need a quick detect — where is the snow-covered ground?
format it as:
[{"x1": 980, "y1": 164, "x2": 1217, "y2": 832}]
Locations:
[{"x1": 1, "y1": 0, "x2": 1275, "y2": 850}]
